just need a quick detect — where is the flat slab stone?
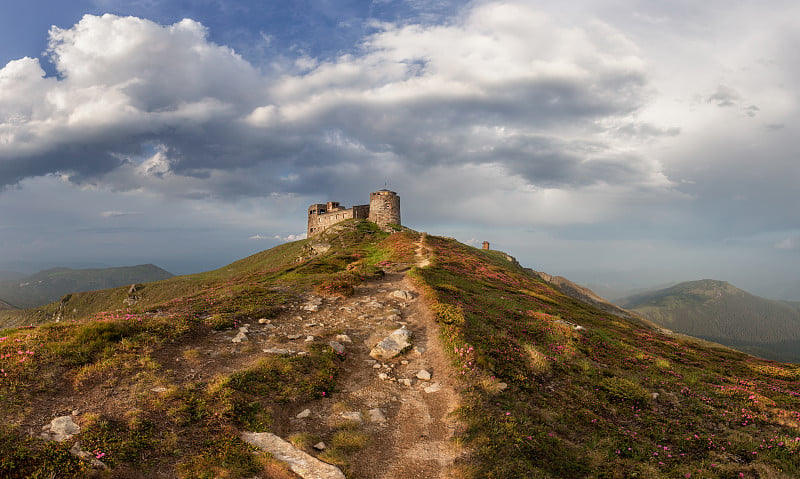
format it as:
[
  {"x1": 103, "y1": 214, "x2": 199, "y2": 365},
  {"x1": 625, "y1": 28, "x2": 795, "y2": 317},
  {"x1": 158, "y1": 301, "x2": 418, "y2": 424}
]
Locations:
[
  {"x1": 264, "y1": 348, "x2": 295, "y2": 355},
  {"x1": 424, "y1": 383, "x2": 442, "y2": 394},
  {"x1": 242, "y1": 432, "x2": 345, "y2": 479},
  {"x1": 42, "y1": 416, "x2": 80, "y2": 442},
  {"x1": 369, "y1": 327, "x2": 412, "y2": 360}
]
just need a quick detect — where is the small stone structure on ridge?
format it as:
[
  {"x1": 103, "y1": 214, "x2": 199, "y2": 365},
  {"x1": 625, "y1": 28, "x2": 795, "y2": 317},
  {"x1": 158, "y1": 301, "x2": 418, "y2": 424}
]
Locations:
[{"x1": 307, "y1": 189, "x2": 400, "y2": 237}]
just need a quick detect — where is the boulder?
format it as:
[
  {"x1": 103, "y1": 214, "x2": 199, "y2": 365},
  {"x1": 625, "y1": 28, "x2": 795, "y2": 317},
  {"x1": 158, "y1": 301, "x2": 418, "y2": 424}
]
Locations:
[
  {"x1": 232, "y1": 331, "x2": 248, "y2": 343},
  {"x1": 368, "y1": 408, "x2": 386, "y2": 423},
  {"x1": 70, "y1": 442, "x2": 108, "y2": 470},
  {"x1": 328, "y1": 341, "x2": 345, "y2": 354},
  {"x1": 41, "y1": 416, "x2": 80, "y2": 442},
  {"x1": 242, "y1": 432, "x2": 345, "y2": 479},
  {"x1": 369, "y1": 327, "x2": 412, "y2": 360},
  {"x1": 341, "y1": 412, "x2": 363, "y2": 423},
  {"x1": 296, "y1": 409, "x2": 311, "y2": 419},
  {"x1": 391, "y1": 290, "x2": 414, "y2": 300}
]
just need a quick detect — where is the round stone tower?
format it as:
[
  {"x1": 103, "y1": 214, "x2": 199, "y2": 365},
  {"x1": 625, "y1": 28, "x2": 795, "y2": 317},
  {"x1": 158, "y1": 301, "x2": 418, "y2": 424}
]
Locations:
[{"x1": 368, "y1": 189, "x2": 401, "y2": 228}]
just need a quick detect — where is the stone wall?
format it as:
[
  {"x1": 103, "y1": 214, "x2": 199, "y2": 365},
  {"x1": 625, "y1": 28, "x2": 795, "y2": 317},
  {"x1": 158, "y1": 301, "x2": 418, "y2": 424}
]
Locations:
[
  {"x1": 368, "y1": 190, "x2": 401, "y2": 228},
  {"x1": 308, "y1": 204, "x2": 370, "y2": 236},
  {"x1": 307, "y1": 189, "x2": 401, "y2": 237}
]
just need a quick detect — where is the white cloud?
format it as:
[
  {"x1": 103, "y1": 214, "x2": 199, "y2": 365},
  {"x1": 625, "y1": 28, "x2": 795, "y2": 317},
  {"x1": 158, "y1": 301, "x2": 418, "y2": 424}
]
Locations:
[
  {"x1": 0, "y1": 5, "x2": 670, "y2": 210},
  {"x1": 273, "y1": 233, "x2": 307, "y2": 242},
  {"x1": 776, "y1": 237, "x2": 800, "y2": 251},
  {"x1": 100, "y1": 210, "x2": 142, "y2": 218}
]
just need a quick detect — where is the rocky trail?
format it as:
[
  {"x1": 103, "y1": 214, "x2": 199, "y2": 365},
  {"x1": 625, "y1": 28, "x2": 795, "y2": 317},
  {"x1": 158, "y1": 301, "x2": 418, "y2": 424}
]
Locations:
[{"x1": 32, "y1": 234, "x2": 464, "y2": 478}]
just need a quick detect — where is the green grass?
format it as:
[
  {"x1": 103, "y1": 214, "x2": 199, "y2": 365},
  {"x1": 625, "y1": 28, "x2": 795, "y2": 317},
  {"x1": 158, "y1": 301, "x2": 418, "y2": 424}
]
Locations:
[
  {"x1": 4, "y1": 222, "x2": 800, "y2": 477},
  {"x1": 410, "y1": 233, "x2": 800, "y2": 478}
]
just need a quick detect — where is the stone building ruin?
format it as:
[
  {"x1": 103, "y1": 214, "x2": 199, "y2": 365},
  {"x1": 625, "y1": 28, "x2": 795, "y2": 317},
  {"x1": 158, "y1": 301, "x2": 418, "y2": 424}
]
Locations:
[{"x1": 307, "y1": 189, "x2": 401, "y2": 237}]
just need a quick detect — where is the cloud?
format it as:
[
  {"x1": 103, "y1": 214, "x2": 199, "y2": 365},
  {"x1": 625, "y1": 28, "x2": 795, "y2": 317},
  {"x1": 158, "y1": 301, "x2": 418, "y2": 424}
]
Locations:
[
  {"x1": 252, "y1": 233, "x2": 306, "y2": 242},
  {"x1": 707, "y1": 85, "x2": 740, "y2": 107},
  {"x1": 776, "y1": 237, "x2": 800, "y2": 251},
  {"x1": 100, "y1": 210, "x2": 142, "y2": 218},
  {"x1": 0, "y1": 6, "x2": 671, "y2": 204}
]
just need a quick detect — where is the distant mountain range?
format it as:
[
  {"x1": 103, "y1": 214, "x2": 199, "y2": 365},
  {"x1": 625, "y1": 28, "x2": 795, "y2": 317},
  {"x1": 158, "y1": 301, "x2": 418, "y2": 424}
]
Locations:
[
  {"x1": 617, "y1": 279, "x2": 800, "y2": 362},
  {"x1": 0, "y1": 264, "x2": 174, "y2": 309}
]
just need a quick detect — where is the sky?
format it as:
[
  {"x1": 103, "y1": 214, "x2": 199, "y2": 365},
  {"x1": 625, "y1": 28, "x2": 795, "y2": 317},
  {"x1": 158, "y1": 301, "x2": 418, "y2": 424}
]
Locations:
[{"x1": 0, "y1": 0, "x2": 799, "y2": 300}]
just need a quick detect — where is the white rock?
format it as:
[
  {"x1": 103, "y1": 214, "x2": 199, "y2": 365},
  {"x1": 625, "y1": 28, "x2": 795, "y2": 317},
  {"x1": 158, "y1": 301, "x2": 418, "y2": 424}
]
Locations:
[
  {"x1": 391, "y1": 290, "x2": 414, "y2": 300},
  {"x1": 258, "y1": 318, "x2": 271, "y2": 324},
  {"x1": 239, "y1": 326, "x2": 250, "y2": 333},
  {"x1": 313, "y1": 442, "x2": 327, "y2": 451},
  {"x1": 398, "y1": 378, "x2": 413, "y2": 387},
  {"x1": 424, "y1": 383, "x2": 442, "y2": 394},
  {"x1": 341, "y1": 412, "x2": 362, "y2": 423},
  {"x1": 378, "y1": 373, "x2": 389, "y2": 380},
  {"x1": 335, "y1": 334, "x2": 352, "y2": 343},
  {"x1": 264, "y1": 348, "x2": 295, "y2": 355},
  {"x1": 296, "y1": 409, "x2": 311, "y2": 419},
  {"x1": 287, "y1": 334, "x2": 303, "y2": 340},
  {"x1": 42, "y1": 416, "x2": 81, "y2": 442},
  {"x1": 305, "y1": 335, "x2": 315, "y2": 342},
  {"x1": 369, "y1": 327, "x2": 412, "y2": 360},
  {"x1": 232, "y1": 331, "x2": 248, "y2": 343},
  {"x1": 416, "y1": 370, "x2": 432, "y2": 381},
  {"x1": 242, "y1": 432, "x2": 345, "y2": 479},
  {"x1": 368, "y1": 408, "x2": 386, "y2": 423}
]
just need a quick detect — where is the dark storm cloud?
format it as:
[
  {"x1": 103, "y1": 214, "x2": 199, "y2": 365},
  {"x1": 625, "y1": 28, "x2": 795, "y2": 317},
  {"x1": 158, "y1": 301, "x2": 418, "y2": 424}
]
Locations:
[{"x1": 707, "y1": 85, "x2": 741, "y2": 107}]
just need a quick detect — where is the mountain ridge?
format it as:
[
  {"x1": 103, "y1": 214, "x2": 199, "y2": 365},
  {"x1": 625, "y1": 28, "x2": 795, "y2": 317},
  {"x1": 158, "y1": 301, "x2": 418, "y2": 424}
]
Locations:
[
  {"x1": 0, "y1": 263, "x2": 174, "y2": 310},
  {"x1": 2, "y1": 221, "x2": 800, "y2": 478},
  {"x1": 618, "y1": 279, "x2": 800, "y2": 362}
]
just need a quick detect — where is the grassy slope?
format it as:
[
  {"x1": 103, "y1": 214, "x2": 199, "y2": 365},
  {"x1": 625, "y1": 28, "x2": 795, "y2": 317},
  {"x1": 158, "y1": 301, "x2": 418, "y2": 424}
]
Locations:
[
  {"x1": 2, "y1": 225, "x2": 800, "y2": 478},
  {"x1": 618, "y1": 280, "x2": 800, "y2": 362},
  {"x1": 0, "y1": 220, "x2": 397, "y2": 478},
  {"x1": 0, "y1": 264, "x2": 175, "y2": 310},
  {"x1": 412, "y1": 237, "x2": 800, "y2": 478}
]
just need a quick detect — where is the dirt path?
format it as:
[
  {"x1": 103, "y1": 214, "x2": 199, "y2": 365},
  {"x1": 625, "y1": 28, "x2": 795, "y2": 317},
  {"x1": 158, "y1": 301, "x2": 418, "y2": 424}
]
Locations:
[
  {"x1": 250, "y1": 232, "x2": 463, "y2": 478},
  {"x1": 23, "y1": 233, "x2": 464, "y2": 478}
]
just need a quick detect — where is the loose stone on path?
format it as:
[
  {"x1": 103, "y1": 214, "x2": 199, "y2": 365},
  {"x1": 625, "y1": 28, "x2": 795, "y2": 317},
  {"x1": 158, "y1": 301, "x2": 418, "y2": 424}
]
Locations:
[
  {"x1": 242, "y1": 432, "x2": 345, "y2": 479},
  {"x1": 424, "y1": 383, "x2": 443, "y2": 394},
  {"x1": 369, "y1": 327, "x2": 412, "y2": 360}
]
